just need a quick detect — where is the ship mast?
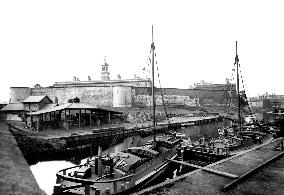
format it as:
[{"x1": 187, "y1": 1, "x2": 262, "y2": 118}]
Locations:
[
  {"x1": 235, "y1": 41, "x2": 242, "y2": 129},
  {"x1": 151, "y1": 25, "x2": 156, "y2": 144}
]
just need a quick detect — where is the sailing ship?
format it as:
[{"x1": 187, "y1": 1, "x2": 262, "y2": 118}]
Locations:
[
  {"x1": 177, "y1": 42, "x2": 272, "y2": 164},
  {"x1": 54, "y1": 26, "x2": 188, "y2": 195}
]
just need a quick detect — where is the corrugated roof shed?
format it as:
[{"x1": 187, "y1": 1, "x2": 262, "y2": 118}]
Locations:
[
  {"x1": 1, "y1": 103, "x2": 24, "y2": 111},
  {"x1": 27, "y1": 103, "x2": 122, "y2": 115}
]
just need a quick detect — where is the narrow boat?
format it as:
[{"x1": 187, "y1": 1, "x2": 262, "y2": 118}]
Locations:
[{"x1": 54, "y1": 26, "x2": 187, "y2": 195}]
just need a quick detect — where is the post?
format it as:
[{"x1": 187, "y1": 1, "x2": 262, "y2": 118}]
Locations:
[
  {"x1": 85, "y1": 185, "x2": 90, "y2": 195},
  {"x1": 108, "y1": 112, "x2": 111, "y2": 124},
  {"x1": 64, "y1": 110, "x2": 66, "y2": 122},
  {"x1": 113, "y1": 181, "x2": 118, "y2": 194},
  {"x1": 90, "y1": 110, "x2": 92, "y2": 127},
  {"x1": 79, "y1": 109, "x2": 81, "y2": 128},
  {"x1": 280, "y1": 119, "x2": 284, "y2": 151},
  {"x1": 236, "y1": 41, "x2": 242, "y2": 130},
  {"x1": 98, "y1": 145, "x2": 102, "y2": 177},
  {"x1": 95, "y1": 189, "x2": 100, "y2": 195},
  {"x1": 36, "y1": 117, "x2": 40, "y2": 131},
  {"x1": 151, "y1": 25, "x2": 156, "y2": 144},
  {"x1": 30, "y1": 115, "x2": 33, "y2": 130}
]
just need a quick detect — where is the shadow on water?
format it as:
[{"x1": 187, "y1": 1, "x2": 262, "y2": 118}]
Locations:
[{"x1": 29, "y1": 120, "x2": 230, "y2": 195}]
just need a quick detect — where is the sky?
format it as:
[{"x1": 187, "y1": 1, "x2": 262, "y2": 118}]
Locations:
[{"x1": 1, "y1": 0, "x2": 284, "y2": 102}]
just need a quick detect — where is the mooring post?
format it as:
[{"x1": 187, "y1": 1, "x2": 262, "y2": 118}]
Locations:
[
  {"x1": 280, "y1": 139, "x2": 284, "y2": 151},
  {"x1": 85, "y1": 184, "x2": 90, "y2": 195},
  {"x1": 105, "y1": 188, "x2": 111, "y2": 195},
  {"x1": 95, "y1": 188, "x2": 100, "y2": 195},
  {"x1": 113, "y1": 181, "x2": 117, "y2": 194},
  {"x1": 98, "y1": 145, "x2": 102, "y2": 177}
]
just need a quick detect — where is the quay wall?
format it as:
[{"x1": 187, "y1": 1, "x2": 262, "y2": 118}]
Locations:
[{"x1": 0, "y1": 123, "x2": 45, "y2": 195}]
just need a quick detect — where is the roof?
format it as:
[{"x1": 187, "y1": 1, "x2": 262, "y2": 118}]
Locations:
[
  {"x1": 27, "y1": 103, "x2": 122, "y2": 115},
  {"x1": 39, "y1": 103, "x2": 58, "y2": 111},
  {"x1": 1, "y1": 103, "x2": 24, "y2": 111},
  {"x1": 22, "y1": 95, "x2": 52, "y2": 103}
]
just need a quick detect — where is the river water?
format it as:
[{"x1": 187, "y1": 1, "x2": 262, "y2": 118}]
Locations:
[{"x1": 30, "y1": 120, "x2": 230, "y2": 195}]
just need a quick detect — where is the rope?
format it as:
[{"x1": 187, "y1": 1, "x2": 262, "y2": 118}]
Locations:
[{"x1": 155, "y1": 52, "x2": 171, "y2": 124}]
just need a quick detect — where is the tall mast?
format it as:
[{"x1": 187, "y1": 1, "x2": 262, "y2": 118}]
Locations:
[
  {"x1": 236, "y1": 41, "x2": 241, "y2": 129},
  {"x1": 151, "y1": 25, "x2": 156, "y2": 143}
]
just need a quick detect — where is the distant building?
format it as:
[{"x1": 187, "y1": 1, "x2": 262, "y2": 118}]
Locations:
[
  {"x1": 8, "y1": 59, "x2": 236, "y2": 110},
  {"x1": 192, "y1": 79, "x2": 236, "y2": 91}
]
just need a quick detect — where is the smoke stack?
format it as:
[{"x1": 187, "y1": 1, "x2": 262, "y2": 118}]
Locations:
[
  {"x1": 73, "y1": 76, "x2": 76, "y2": 81},
  {"x1": 88, "y1": 76, "x2": 91, "y2": 81},
  {"x1": 117, "y1": 74, "x2": 121, "y2": 80},
  {"x1": 55, "y1": 97, "x2": 58, "y2": 105}
]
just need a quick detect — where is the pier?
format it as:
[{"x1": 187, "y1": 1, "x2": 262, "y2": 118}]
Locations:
[
  {"x1": 8, "y1": 115, "x2": 223, "y2": 150},
  {"x1": 134, "y1": 137, "x2": 284, "y2": 195}
]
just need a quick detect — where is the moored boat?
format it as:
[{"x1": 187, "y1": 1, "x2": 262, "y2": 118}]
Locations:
[{"x1": 54, "y1": 26, "x2": 188, "y2": 195}]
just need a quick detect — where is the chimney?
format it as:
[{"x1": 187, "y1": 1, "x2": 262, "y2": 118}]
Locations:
[
  {"x1": 55, "y1": 97, "x2": 58, "y2": 105},
  {"x1": 88, "y1": 76, "x2": 91, "y2": 81}
]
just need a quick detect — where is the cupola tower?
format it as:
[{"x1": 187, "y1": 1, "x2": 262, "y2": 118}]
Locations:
[{"x1": 101, "y1": 57, "x2": 110, "y2": 81}]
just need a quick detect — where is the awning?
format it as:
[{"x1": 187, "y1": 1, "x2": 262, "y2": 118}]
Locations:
[
  {"x1": 27, "y1": 103, "x2": 122, "y2": 115},
  {"x1": 0, "y1": 103, "x2": 24, "y2": 112}
]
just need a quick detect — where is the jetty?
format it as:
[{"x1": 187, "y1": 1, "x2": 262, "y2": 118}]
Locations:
[
  {"x1": 8, "y1": 115, "x2": 223, "y2": 150},
  {"x1": 134, "y1": 137, "x2": 284, "y2": 195}
]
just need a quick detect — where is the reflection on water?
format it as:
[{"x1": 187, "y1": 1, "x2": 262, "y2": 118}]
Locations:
[
  {"x1": 30, "y1": 161, "x2": 75, "y2": 195},
  {"x1": 30, "y1": 120, "x2": 229, "y2": 195}
]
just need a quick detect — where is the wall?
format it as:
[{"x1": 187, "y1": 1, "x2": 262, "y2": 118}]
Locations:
[
  {"x1": 132, "y1": 95, "x2": 199, "y2": 107},
  {"x1": 23, "y1": 103, "x2": 39, "y2": 112},
  {"x1": 10, "y1": 87, "x2": 31, "y2": 103},
  {"x1": 112, "y1": 86, "x2": 132, "y2": 107},
  {"x1": 134, "y1": 87, "x2": 234, "y2": 105},
  {"x1": 10, "y1": 84, "x2": 235, "y2": 108},
  {"x1": 6, "y1": 113, "x2": 22, "y2": 121},
  {"x1": 31, "y1": 86, "x2": 113, "y2": 106}
]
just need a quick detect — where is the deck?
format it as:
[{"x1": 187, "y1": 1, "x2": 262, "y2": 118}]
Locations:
[{"x1": 135, "y1": 137, "x2": 284, "y2": 195}]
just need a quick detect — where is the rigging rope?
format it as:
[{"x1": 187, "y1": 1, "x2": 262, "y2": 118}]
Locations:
[{"x1": 155, "y1": 52, "x2": 171, "y2": 124}]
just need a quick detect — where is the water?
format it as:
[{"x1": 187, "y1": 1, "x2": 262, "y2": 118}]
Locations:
[
  {"x1": 30, "y1": 120, "x2": 229, "y2": 195},
  {"x1": 30, "y1": 161, "x2": 75, "y2": 195}
]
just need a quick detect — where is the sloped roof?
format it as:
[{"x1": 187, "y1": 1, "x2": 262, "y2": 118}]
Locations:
[
  {"x1": 1, "y1": 103, "x2": 24, "y2": 111},
  {"x1": 27, "y1": 103, "x2": 122, "y2": 115},
  {"x1": 22, "y1": 95, "x2": 52, "y2": 103}
]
